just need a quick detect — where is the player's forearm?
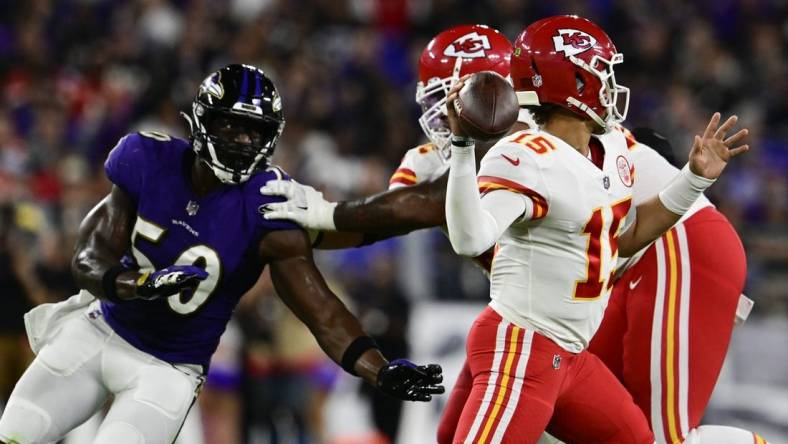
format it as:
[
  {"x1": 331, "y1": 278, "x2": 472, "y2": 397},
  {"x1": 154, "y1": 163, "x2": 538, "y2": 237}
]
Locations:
[
  {"x1": 618, "y1": 196, "x2": 681, "y2": 257},
  {"x1": 296, "y1": 293, "x2": 362, "y2": 360},
  {"x1": 619, "y1": 165, "x2": 715, "y2": 257},
  {"x1": 299, "y1": 295, "x2": 387, "y2": 383},
  {"x1": 269, "y1": 257, "x2": 387, "y2": 383},
  {"x1": 446, "y1": 144, "x2": 498, "y2": 256},
  {"x1": 333, "y1": 176, "x2": 448, "y2": 233},
  {"x1": 72, "y1": 247, "x2": 140, "y2": 301}
]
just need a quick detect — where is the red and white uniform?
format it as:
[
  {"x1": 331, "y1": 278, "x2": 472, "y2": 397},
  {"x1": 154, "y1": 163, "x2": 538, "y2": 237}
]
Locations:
[
  {"x1": 447, "y1": 128, "x2": 652, "y2": 444},
  {"x1": 386, "y1": 124, "x2": 755, "y2": 444},
  {"x1": 427, "y1": 127, "x2": 754, "y2": 444},
  {"x1": 391, "y1": 128, "x2": 636, "y2": 352},
  {"x1": 614, "y1": 128, "x2": 712, "y2": 275},
  {"x1": 479, "y1": 128, "x2": 635, "y2": 353},
  {"x1": 588, "y1": 132, "x2": 748, "y2": 444},
  {"x1": 388, "y1": 143, "x2": 448, "y2": 190}
]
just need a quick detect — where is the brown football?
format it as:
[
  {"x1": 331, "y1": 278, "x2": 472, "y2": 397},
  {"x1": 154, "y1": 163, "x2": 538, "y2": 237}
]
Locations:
[{"x1": 453, "y1": 71, "x2": 519, "y2": 141}]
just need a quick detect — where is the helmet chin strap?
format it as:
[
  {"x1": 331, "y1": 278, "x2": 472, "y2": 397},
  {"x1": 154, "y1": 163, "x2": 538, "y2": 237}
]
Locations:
[
  {"x1": 205, "y1": 160, "x2": 246, "y2": 184},
  {"x1": 566, "y1": 97, "x2": 609, "y2": 131},
  {"x1": 180, "y1": 111, "x2": 195, "y2": 133}
]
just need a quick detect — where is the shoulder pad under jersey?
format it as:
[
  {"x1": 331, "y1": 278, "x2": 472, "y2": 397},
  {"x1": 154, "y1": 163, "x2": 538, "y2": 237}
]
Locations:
[{"x1": 388, "y1": 143, "x2": 448, "y2": 189}]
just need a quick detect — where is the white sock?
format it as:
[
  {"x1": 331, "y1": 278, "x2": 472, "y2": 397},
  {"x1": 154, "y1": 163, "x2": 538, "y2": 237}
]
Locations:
[{"x1": 684, "y1": 425, "x2": 768, "y2": 444}]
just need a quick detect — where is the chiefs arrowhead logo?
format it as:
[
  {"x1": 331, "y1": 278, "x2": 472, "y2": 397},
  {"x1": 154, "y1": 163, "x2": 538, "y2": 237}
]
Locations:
[
  {"x1": 444, "y1": 32, "x2": 491, "y2": 58},
  {"x1": 617, "y1": 155, "x2": 633, "y2": 187},
  {"x1": 553, "y1": 29, "x2": 597, "y2": 57}
]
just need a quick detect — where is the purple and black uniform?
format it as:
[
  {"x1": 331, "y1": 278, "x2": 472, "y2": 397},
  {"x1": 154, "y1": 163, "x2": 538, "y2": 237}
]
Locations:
[{"x1": 101, "y1": 132, "x2": 297, "y2": 369}]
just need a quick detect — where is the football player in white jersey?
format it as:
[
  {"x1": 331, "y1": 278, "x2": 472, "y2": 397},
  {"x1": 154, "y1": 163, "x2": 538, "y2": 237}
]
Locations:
[
  {"x1": 443, "y1": 15, "x2": 748, "y2": 443},
  {"x1": 261, "y1": 21, "x2": 766, "y2": 444}
]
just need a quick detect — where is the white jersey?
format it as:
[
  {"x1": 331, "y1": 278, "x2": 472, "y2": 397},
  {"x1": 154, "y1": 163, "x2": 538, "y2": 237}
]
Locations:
[
  {"x1": 388, "y1": 143, "x2": 498, "y2": 271},
  {"x1": 385, "y1": 129, "x2": 708, "y2": 351},
  {"x1": 388, "y1": 143, "x2": 449, "y2": 189},
  {"x1": 479, "y1": 128, "x2": 637, "y2": 352},
  {"x1": 616, "y1": 127, "x2": 713, "y2": 273}
]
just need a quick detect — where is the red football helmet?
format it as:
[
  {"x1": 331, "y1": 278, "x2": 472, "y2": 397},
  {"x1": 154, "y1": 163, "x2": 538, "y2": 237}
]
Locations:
[
  {"x1": 416, "y1": 24, "x2": 512, "y2": 153},
  {"x1": 510, "y1": 15, "x2": 629, "y2": 132}
]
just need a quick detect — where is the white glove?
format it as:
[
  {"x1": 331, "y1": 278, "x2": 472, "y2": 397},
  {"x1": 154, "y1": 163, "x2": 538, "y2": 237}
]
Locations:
[{"x1": 260, "y1": 179, "x2": 337, "y2": 230}]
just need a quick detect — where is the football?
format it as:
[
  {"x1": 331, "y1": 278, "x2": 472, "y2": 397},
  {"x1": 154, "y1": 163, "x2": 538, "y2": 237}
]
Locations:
[{"x1": 453, "y1": 71, "x2": 519, "y2": 141}]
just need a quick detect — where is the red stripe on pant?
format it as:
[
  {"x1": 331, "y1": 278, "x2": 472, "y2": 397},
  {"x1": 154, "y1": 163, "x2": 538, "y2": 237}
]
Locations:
[
  {"x1": 453, "y1": 307, "x2": 653, "y2": 444},
  {"x1": 657, "y1": 227, "x2": 685, "y2": 443},
  {"x1": 590, "y1": 207, "x2": 745, "y2": 444},
  {"x1": 454, "y1": 308, "x2": 554, "y2": 444},
  {"x1": 469, "y1": 327, "x2": 526, "y2": 444}
]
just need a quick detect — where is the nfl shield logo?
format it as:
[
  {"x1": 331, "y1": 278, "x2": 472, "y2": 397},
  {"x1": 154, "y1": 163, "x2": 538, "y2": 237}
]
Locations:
[
  {"x1": 186, "y1": 200, "x2": 199, "y2": 216},
  {"x1": 603, "y1": 176, "x2": 610, "y2": 189},
  {"x1": 553, "y1": 355, "x2": 561, "y2": 370}
]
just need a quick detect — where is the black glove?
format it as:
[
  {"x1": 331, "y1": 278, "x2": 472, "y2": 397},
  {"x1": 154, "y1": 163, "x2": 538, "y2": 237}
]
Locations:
[
  {"x1": 136, "y1": 265, "x2": 208, "y2": 300},
  {"x1": 376, "y1": 359, "x2": 445, "y2": 402}
]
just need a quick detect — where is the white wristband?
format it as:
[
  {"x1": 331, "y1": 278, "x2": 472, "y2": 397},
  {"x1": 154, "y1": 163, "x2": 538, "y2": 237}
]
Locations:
[{"x1": 658, "y1": 164, "x2": 716, "y2": 215}]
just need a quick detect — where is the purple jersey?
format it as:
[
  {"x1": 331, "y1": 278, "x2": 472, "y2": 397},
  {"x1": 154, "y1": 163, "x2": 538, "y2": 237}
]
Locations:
[{"x1": 101, "y1": 132, "x2": 298, "y2": 368}]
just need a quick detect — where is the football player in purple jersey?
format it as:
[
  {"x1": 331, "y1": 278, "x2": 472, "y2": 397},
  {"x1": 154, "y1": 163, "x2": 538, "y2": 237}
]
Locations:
[{"x1": 0, "y1": 64, "x2": 443, "y2": 444}]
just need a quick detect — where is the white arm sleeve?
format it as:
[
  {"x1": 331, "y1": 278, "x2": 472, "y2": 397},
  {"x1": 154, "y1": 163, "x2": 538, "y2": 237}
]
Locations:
[{"x1": 446, "y1": 144, "x2": 526, "y2": 257}]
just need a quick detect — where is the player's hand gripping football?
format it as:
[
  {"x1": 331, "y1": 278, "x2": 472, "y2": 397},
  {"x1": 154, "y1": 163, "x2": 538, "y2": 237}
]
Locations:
[
  {"x1": 135, "y1": 265, "x2": 208, "y2": 300},
  {"x1": 688, "y1": 112, "x2": 749, "y2": 179},
  {"x1": 260, "y1": 180, "x2": 337, "y2": 230},
  {"x1": 445, "y1": 74, "x2": 472, "y2": 138},
  {"x1": 376, "y1": 359, "x2": 444, "y2": 402}
]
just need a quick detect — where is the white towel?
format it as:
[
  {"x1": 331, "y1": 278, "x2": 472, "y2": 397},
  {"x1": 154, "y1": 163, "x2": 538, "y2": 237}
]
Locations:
[
  {"x1": 24, "y1": 290, "x2": 96, "y2": 354},
  {"x1": 735, "y1": 294, "x2": 754, "y2": 326}
]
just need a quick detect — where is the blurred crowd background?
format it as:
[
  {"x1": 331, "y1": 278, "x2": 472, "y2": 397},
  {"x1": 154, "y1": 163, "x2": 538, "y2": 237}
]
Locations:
[{"x1": 0, "y1": 0, "x2": 786, "y2": 443}]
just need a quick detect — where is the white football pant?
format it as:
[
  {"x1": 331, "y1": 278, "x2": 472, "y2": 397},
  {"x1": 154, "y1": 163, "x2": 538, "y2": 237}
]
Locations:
[{"x1": 0, "y1": 308, "x2": 203, "y2": 444}]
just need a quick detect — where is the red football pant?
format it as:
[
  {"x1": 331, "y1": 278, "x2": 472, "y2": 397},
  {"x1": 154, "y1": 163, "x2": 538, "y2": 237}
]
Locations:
[
  {"x1": 438, "y1": 208, "x2": 746, "y2": 444},
  {"x1": 589, "y1": 207, "x2": 746, "y2": 443},
  {"x1": 438, "y1": 361, "x2": 473, "y2": 444},
  {"x1": 452, "y1": 307, "x2": 653, "y2": 444}
]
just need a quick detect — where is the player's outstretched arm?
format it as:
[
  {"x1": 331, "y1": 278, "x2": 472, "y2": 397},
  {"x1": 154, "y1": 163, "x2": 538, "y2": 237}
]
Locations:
[
  {"x1": 334, "y1": 174, "x2": 449, "y2": 233},
  {"x1": 618, "y1": 113, "x2": 749, "y2": 257},
  {"x1": 72, "y1": 185, "x2": 208, "y2": 302},
  {"x1": 260, "y1": 229, "x2": 444, "y2": 401},
  {"x1": 261, "y1": 175, "x2": 448, "y2": 237}
]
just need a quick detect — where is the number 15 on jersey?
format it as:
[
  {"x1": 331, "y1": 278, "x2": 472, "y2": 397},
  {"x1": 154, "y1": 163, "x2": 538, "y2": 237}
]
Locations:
[{"x1": 573, "y1": 197, "x2": 632, "y2": 300}]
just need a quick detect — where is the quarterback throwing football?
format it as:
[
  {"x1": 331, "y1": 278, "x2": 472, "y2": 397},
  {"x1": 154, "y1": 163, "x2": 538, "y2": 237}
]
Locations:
[{"x1": 443, "y1": 16, "x2": 748, "y2": 443}]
